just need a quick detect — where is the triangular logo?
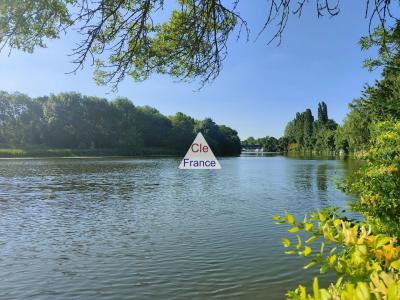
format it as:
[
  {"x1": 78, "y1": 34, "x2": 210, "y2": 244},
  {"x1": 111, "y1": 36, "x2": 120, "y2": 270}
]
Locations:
[{"x1": 179, "y1": 132, "x2": 221, "y2": 169}]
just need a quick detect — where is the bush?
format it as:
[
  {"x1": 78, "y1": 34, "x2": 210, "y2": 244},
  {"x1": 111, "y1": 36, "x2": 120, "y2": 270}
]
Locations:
[
  {"x1": 273, "y1": 209, "x2": 400, "y2": 299},
  {"x1": 344, "y1": 121, "x2": 400, "y2": 235}
]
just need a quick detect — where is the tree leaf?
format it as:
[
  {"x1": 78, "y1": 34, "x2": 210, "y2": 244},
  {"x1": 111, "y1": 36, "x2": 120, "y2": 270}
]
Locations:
[
  {"x1": 282, "y1": 238, "x2": 291, "y2": 247},
  {"x1": 305, "y1": 223, "x2": 314, "y2": 232},
  {"x1": 286, "y1": 212, "x2": 295, "y2": 225},
  {"x1": 303, "y1": 246, "x2": 312, "y2": 257}
]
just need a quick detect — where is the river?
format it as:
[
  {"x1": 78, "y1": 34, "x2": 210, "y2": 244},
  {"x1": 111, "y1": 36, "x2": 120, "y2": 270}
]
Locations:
[{"x1": 0, "y1": 155, "x2": 355, "y2": 299}]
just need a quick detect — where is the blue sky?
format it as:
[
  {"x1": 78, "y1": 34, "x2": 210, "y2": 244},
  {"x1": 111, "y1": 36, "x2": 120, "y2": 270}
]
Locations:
[{"x1": 0, "y1": 1, "x2": 381, "y2": 139}]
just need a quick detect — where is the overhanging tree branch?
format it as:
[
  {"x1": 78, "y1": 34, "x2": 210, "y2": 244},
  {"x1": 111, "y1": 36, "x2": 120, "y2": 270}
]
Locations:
[{"x1": 0, "y1": 0, "x2": 399, "y2": 89}]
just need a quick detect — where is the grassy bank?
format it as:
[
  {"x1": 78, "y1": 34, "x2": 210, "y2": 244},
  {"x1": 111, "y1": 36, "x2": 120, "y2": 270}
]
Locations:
[{"x1": 0, "y1": 147, "x2": 180, "y2": 158}]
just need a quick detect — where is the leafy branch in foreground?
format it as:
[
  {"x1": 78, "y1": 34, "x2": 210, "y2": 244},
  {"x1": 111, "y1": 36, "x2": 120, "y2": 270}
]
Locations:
[
  {"x1": 1, "y1": 1, "x2": 399, "y2": 88},
  {"x1": 273, "y1": 209, "x2": 400, "y2": 299}
]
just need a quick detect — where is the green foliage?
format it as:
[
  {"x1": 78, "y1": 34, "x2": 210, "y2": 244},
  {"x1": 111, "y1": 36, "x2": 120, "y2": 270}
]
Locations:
[
  {"x1": 0, "y1": 0, "x2": 241, "y2": 88},
  {"x1": 360, "y1": 22, "x2": 400, "y2": 74},
  {"x1": 317, "y1": 101, "x2": 328, "y2": 124},
  {"x1": 284, "y1": 102, "x2": 337, "y2": 153},
  {"x1": 242, "y1": 106, "x2": 331, "y2": 153},
  {"x1": 0, "y1": 0, "x2": 72, "y2": 52},
  {"x1": 0, "y1": 148, "x2": 25, "y2": 157},
  {"x1": 168, "y1": 112, "x2": 196, "y2": 153},
  {"x1": 217, "y1": 125, "x2": 242, "y2": 156},
  {"x1": 274, "y1": 121, "x2": 400, "y2": 299},
  {"x1": 193, "y1": 118, "x2": 241, "y2": 155},
  {"x1": 0, "y1": 91, "x2": 241, "y2": 156},
  {"x1": 314, "y1": 127, "x2": 336, "y2": 152},
  {"x1": 0, "y1": 91, "x2": 43, "y2": 146},
  {"x1": 344, "y1": 121, "x2": 400, "y2": 236},
  {"x1": 242, "y1": 135, "x2": 286, "y2": 152},
  {"x1": 273, "y1": 209, "x2": 400, "y2": 299},
  {"x1": 273, "y1": 18, "x2": 400, "y2": 300},
  {"x1": 338, "y1": 21, "x2": 400, "y2": 153},
  {"x1": 288, "y1": 142, "x2": 301, "y2": 152}
]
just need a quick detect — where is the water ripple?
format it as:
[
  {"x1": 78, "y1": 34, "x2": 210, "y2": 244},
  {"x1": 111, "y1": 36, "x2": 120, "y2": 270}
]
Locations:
[{"x1": 0, "y1": 156, "x2": 353, "y2": 299}]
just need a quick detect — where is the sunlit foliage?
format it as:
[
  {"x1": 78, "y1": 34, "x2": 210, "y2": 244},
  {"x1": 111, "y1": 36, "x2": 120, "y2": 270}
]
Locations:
[
  {"x1": 0, "y1": 91, "x2": 241, "y2": 156},
  {"x1": 274, "y1": 209, "x2": 400, "y2": 299}
]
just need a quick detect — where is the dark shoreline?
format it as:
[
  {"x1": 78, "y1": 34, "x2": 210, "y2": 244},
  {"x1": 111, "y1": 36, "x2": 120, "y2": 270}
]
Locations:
[{"x1": 0, "y1": 147, "x2": 180, "y2": 159}]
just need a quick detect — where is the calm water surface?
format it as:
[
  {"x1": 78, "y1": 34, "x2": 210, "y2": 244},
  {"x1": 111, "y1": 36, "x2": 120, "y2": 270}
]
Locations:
[{"x1": 0, "y1": 156, "x2": 355, "y2": 299}]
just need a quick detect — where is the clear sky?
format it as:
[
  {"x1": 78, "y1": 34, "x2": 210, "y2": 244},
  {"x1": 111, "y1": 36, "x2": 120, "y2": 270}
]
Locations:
[{"x1": 0, "y1": 1, "x2": 381, "y2": 139}]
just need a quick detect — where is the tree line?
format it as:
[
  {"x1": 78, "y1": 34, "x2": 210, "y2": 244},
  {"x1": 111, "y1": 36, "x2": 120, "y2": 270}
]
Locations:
[
  {"x1": 242, "y1": 101, "x2": 338, "y2": 153},
  {"x1": 283, "y1": 101, "x2": 338, "y2": 153},
  {"x1": 0, "y1": 91, "x2": 241, "y2": 156},
  {"x1": 244, "y1": 69, "x2": 400, "y2": 155},
  {"x1": 245, "y1": 27, "x2": 400, "y2": 155}
]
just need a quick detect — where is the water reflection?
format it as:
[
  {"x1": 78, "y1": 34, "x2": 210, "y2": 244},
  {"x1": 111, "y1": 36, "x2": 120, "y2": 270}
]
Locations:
[
  {"x1": 279, "y1": 155, "x2": 352, "y2": 206},
  {"x1": 0, "y1": 157, "x2": 353, "y2": 299},
  {"x1": 316, "y1": 164, "x2": 328, "y2": 192}
]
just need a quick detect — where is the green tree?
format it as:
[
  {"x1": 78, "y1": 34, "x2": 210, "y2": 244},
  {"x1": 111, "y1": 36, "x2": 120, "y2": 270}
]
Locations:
[
  {"x1": 41, "y1": 92, "x2": 91, "y2": 148},
  {"x1": 303, "y1": 109, "x2": 314, "y2": 149},
  {"x1": 258, "y1": 136, "x2": 279, "y2": 152},
  {"x1": 0, "y1": 91, "x2": 43, "y2": 146},
  {"x1": 218, "y1": 125, "x2": 241, "y2": 155},
  {"x1": 194, "y1": 118, "x2": 222, "y2": 154},
  {"x1": 339, "y1": 99, "x2": 371, "y2": 152},
  {"x1": 317, "y1": 101, "x2": 328, "y2": 125},
  {"x1": 111, "y1": 98, "x2": 143, "y2": 152},
  {"x1": 277, "y1": 137, "x2": 289, "y2": 152},
  {"x1": 284, "y1": 103, "x2": 336, "y2": 152},
  {"x1": 168, "y1": 112, "x2": 196, "y2": 154},
  {"x1": 242, "y1": 136, "x2": 257, "y2": 146},
  {"x1": 135, "y1": 106, "x2": 172, "y2": 148}
]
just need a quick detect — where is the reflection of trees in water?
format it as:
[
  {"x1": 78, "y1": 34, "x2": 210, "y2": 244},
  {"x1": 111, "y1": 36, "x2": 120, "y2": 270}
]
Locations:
[
  {"x1": 340, "y1": 157, "x2": 363, "y2": 178},
  {"x1": 293, "y1": 164, "x2": 314, "y2": 192},
  {"x1": 316, "y1": 163, "x2": 330, "y2": 203},
  {"x1": 285, "y1": 158, "x2": 357, "y2": 207},
  {"x1": 290, "y1": 162, "x2": 330, "y2": 197},
  {"x1": 317, "y1": 164, "x2": 328, "y2": 192}
]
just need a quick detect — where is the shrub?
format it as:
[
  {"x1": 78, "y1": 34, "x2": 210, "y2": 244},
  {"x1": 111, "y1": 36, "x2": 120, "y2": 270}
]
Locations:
[
  {"x1": 344, "y1": 121, "x2": 400, "y2": 235},
  {"x1": 273, "y1": 209, "x2": 400, "y2": 299}
]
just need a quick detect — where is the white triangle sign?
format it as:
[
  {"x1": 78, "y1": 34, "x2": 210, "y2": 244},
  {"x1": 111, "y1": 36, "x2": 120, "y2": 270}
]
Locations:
[{"x1": 179, "y1": 132, "x2": 221, "y2": 169}]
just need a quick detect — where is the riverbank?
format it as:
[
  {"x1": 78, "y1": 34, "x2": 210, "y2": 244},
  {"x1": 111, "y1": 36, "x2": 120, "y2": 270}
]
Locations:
[{"x1": 0, "y1": 147, "x2": 180, "y2": 158}]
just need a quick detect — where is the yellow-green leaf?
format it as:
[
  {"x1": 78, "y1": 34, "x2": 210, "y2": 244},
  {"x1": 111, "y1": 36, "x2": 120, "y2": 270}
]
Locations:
[
  {"x1": 272, "y1": 215, "x2": 280, "y2": 221},
  {"x1": 303, "y1": 246, "x2": 312, "y2": 257},
  {"x1": 286, "y1": 212, "x2": 295, "y2": 225},
  {"x1": 387, "y1": 282, "x2": 400, "y2": 300},
  {"x1": 305, "y1": 223, "x2": 314, "y2": 232},
  {"x1": 313, "y1": 277, "x2": 320, "y2": 300},
  {"x1": 320, "y1": 242, "x2": 325, "y2": 255},
  {"x1": 304, "y1": 261, "x2": 317, "y2": 269},
  {"x1": 288, "y1": 226, "x2": 300, "y2": 233},
  {"x1": 333, "y1": 219, "x2": 342, "y2": 227},
  {"x1": 328, "y1": 254, "x2": 337, "y2": 266},
  {"x1": 318, "y1": 211, "x2": 326, "y2": 222},
  {"x1": 355, "y1": 282, "x2": 370, "y2": 300},
  {"x1": 377, "y1": 236, "x2": 392, "y2": 249},
  {"x1": 390, "y1": 259, "x2": 400, "y2": 269},
  {"x1": 295, "y1": 235, "x2": 302, "y2": 250},
  {"x1": 282, "y1": 238, "x2": 291, "y2": 247},
  {"x1": 306, "y1": 236, "x2": 318, "y2": 244}
]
